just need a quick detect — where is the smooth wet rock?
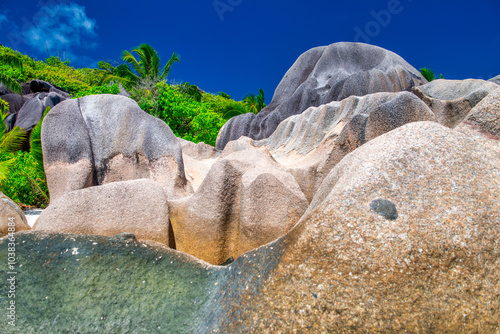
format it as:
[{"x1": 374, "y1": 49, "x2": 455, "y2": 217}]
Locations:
[
  {"x1": 0, "y1": 231, "x2": 223, "y2": 333},
  {"x1": 34, "y1": 179, "x2": 172, "y2": 246},
  {"x1": 42, "y1": 94, "x2": 190, "y2": 200},
  {"x1": 412, "y1": 79, "x2": 498, "y2": 128},
  {"x1": 216, "y1": 42, "x2": 427, "y2": 150},
  {"x1": 0, "y1": 192, "x2": 30, "y2": 237}
]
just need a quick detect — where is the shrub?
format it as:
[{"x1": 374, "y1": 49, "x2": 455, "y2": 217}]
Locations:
[
  {"x1": 0, "y1": 45, "x2": 109, "y2": 94},
  {"x1": 0, "y1": 151, "x2": 48, "y2": 208},
  {"x1": 72, "y1": 84, "x2": 120, "y2": 99},
  {"x1": 420, "y1": 68, "x2": 444, "y2": 82}
]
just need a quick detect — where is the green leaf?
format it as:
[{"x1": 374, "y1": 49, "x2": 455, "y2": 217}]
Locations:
[{"x1": 0, "y1": 126, "x2": 27, "y2": 155}]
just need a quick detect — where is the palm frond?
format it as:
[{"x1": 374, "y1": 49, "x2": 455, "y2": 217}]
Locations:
[
  {"x1": 0, "y1": 126, "x2": 27, "y2": 154},
  {"x1": 0, "y1": 158, "x2": 15, "y2": 184},
  {"x1": 122, "y1": 50, "x2": 145, "y2": 77},
  {"x1": 30, "y1": 107, "x2": 50, "y2": 179},
  {"x1": 136, "y1": 44, "x2": 160, "y2": 80},
  {"x1": 0, "y1": 72, "x2": 22, "y2": 94},
  {"x1": 104, "y1": 63, "x2": 139, "y2": 89},
  {"x1": 160, "y1": 52, "x2": 181, "y2": 80}
]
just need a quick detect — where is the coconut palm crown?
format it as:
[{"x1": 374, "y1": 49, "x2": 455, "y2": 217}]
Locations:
[{"x1": 103, "y1": 43, "x2": 180, "y2": 90}]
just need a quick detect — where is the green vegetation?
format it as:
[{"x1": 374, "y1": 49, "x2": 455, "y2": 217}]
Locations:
[
  {"x1": 0, "y1": 52, "x2": 23, "y2": 93},
  {"x1": 0, "y1": 108, "x2": 27, "y2": 184},
  {"x1": 0, "y1": 46, "x2": 109, "y2": 94},
  {"x1": 0, "y1": 44, "x2": 261, "y2": 207},
  {"x1": 420, "y1": 68, "x2": 444, "y2": 82},
  {"x1": 243, "y1": 88, "x2": 266, "y2": 114},
  {"x1": 100, "y1": 43, "x2": 180, "y2": 91}
]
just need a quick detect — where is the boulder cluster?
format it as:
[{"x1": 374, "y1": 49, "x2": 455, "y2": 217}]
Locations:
[
  {"x1": 1, "y1": 42, "x2": 499, "y2": 332},
  {"x1": 1, "y1": 79, "x2": 69, "y2": 134}
]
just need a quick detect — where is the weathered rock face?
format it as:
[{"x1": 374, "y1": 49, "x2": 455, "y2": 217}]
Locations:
[
  {"x1": 488, "y1": 74, "x2": 500, "y2": 85},
  {"x1": 179, "y1": 138, "x2": 220, "y2": 191},
  {"x1": 42, "y1": 94, "x2": 190, "y2": 200},
  {"x1": 257, "y1": 91, "x2": 436, "y2": 201},
  {"x1": 22, "y1": 79, "x2": 70, "y2": 98},
  {"x1": 14, "y1": 44, "x2": 500, "y2": 332},
  {"x1": 34, "y1": 179, "x2": 172, "y2": 246},
  {"x1": 0, "y1": 192, "x2": 30, "y2": 237},
  {"x1": 170, "y1": 138, "x2": 308, "y2": 265},
  {"x1": 226, "y1": 122, "x2": 500, "y2": 332},
  {"x1": 412, "y1": 79, "x2": 498, "y2": 128},
  {"x1": 463, "y1": 87, "x2": 500, "y2": 138},
  {"x1": 3, "y1": 122, "x2": 499, "y2": 333},
  {"x1": 6, "y1": 92, "x2": 67, "y2": 134},
  {"x1": 216, "y1": 42, "x2": 427, "y2": 150}
]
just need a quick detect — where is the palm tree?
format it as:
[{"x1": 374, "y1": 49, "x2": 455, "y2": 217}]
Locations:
[
  {"x1": 0, "y1": 53, "x2": 23, "y2": 94},
  {"x1": 103, "y1": 43, "x2": 180, "y2": 90},
  {"x1": 243, "y1": 88, "x2": 266, "y2": 114}
]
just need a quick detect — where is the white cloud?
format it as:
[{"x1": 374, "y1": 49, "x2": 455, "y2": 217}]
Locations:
[
  {"x1": 0, "y1": 13, "x2": 8, "y2": 27},
  {"x1": 22, "y1": 3, "x2": 98, "y2": 60}
]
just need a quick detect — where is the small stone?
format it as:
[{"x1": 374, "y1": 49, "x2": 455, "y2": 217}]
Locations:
[{"x1": 370, "y1": 199, "x2": 398, "y2": 220}]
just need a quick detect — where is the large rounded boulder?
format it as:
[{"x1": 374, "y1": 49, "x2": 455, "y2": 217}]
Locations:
[
  {"x1": 34, "y1": 179, "x2": 172, "y2": 246},
  {"x1": 42, "y1": 94, "x2": 190, "y2": 200},
  {"x1": 0, "y1": 192, "x2": 30, "y2": 237},
  {"x1": 233, "y1": 121, "x2": 500, "y2": 332},
  {"x1": 216, "y1": 42, "x2": 427, "y2": 149}
]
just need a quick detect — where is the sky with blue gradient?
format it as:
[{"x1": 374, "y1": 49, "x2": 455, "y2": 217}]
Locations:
[{"x1": 1, "y1": 0, "x2": 499, "y2": 102}]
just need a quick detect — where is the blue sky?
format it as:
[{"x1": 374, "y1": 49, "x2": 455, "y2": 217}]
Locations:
[{"x1": 0, "y1": 0, "x2": 499, "y2": 102}]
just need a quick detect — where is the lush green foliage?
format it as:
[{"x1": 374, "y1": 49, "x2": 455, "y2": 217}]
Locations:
[
  {"x1": 0, "y1": 109, "x2": 27, "y2": 185},
  {"x1": 131, "y1": 81, "x2": 255, "y2": 146},
  {"x1": 0, "y1": 106, "x2": 49, "y2": 207},
  {"x1": 0, "y1": 44, "x2": 260, "y2": 207},
  {"x1": 0, "y1": 151, "x2": 48, "y2": 208},
  {"x1": 0, "y1": 45, "x2": 109, "y2": 94},
  {"x1": 420, "y1": 68, "x2": 444, "y2": 82},
  {"x1": 0, "y1": 52, "x2": 23, "y2": 93},
  {"x1": 72, "y1": 84, "x2": 120, "y2": 99},
  {"x1": 156, "y1": 83, "x2": 220, "y2": 144}
]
